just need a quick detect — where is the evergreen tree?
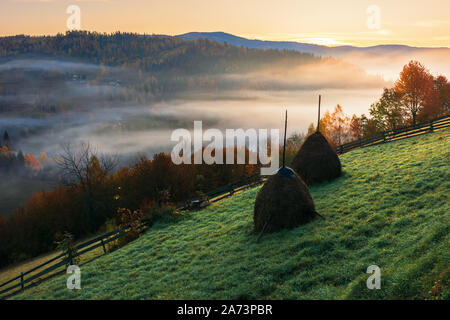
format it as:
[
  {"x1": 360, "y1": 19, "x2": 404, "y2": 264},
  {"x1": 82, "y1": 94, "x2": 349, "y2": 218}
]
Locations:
[
  {"x1": 16, "y1": 150, "x2": 25, "y2": 167},
  {"x1": 3, "y1": 130, "x2": 9, "y2": 147}
]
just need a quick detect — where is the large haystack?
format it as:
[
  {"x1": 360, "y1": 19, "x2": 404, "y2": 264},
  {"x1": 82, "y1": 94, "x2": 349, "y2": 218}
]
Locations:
[
  {"x1": 291, "y1": 131, "x2": 341, "y2": 185},
  {"x1": 253, "y1": 167, "x2": 317, "y2": 233}
]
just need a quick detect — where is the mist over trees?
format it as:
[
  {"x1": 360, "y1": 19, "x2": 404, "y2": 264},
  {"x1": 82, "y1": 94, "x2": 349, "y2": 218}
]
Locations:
[
  {"x1": 0, "y1": 131, "x2": 50, "y2": 176},
  {"x1": 0, "y1": 147, "x2": 261, "y2": 268},
  {"x1": 0, "y1": 31, "x2": 384, "y2": 118},
  {"x1": 309, "y1": 60, "x2": 450, "y2": 147}
]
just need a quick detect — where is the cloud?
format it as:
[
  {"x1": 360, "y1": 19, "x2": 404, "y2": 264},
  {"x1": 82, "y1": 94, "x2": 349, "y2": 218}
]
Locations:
[
  {"x1": 433, "y1": 36, "x2": 450, "y2": 41},
  {"x1": 413, "y1": 20, "x2": 450, "y2": 28}
]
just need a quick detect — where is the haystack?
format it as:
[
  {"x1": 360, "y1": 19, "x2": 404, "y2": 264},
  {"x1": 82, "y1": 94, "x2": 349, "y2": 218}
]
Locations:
[
  {"x1": 291, "y1": 95, "x2": 341, "y2": 185},
  {"x1": 291, "y1": 131, "x2": 341, "y2": 185},
  {"x1": 254, "y1": 110, "x2": 318, "y2": 234},
  {"x1": 253, "y1": 166, "x2": 317, "y2": 233}
]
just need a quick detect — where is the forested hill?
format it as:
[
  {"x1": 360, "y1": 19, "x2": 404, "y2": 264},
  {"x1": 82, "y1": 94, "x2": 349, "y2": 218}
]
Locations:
[
  {"x1": 0, "y1": 31, "x2": 382, "y2": 117},
  {"x1": 0, "y1": 31, "x2": 320, "y2": 74}
]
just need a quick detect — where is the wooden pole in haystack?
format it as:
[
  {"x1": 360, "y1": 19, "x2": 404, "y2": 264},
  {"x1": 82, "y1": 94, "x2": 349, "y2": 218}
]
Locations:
[
  {"x1": 258, "y1": 109, "x2": 288, "y2": 242},
  {"x1": 282, "y1": 109, "x2": 287, "y2": 168},
  {"x1": 316, "y1": 95, "x2": 321, "y2": 133}
]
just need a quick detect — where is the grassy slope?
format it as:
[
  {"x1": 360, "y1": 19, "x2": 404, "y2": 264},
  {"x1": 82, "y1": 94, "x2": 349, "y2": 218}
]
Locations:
[{"x1": 14, "y1": 129, "x2": 450, "y2": 300}]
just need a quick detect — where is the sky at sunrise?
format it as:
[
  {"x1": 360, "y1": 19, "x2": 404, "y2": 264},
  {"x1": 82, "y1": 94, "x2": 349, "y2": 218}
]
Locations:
[{"x1": 1, "y1": 0, "x2": 449, "y2": 47}]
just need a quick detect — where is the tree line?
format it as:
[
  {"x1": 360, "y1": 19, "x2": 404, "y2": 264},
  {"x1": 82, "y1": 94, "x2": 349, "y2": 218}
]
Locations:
[
  {"x1": 0, "y1": 31, "x2": 318, "y2": 75},
  {"x1": 0, "y1": 131, "x2": 50, "y2": 175},
  {"x1": 308, "y1": 61, "x2": 449, "y2": 147},
  {"x1": 0, "y1": 144, "x2": 260, "y2": 268}
]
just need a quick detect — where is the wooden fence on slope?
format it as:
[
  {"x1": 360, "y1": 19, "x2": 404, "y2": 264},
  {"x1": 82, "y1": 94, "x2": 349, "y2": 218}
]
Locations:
[
  {"x1": 0, "y1": 174, "x2": 265, "y2": 299},
  {"x1": 0, "y1": 222, "x2": 147, "y2": 299},
  {"x1": 334, "y1": 115, "x2": 450, "y2": 154},
  {"x1": 177, "y1": 173, "x2": 265, "y2": 210}
]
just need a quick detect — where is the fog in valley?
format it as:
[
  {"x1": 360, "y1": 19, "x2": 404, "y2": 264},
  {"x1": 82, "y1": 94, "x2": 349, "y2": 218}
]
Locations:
[
  {"x1": 0, "y1": 57, "x2": 389, "y2": 158},
  {"x1": 335, "y1": 47, "x2": 450, "y2": 81}
]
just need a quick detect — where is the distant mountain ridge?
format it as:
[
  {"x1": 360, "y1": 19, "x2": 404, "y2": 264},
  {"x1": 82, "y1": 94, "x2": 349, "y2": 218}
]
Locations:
[{"x1": 177, "y1": 32, "x2": 450, "y2": 57}]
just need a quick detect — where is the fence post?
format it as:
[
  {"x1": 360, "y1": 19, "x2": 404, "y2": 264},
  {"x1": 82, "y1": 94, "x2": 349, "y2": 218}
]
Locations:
[
  {"x1": 20, "y1": 272, "x2": 24, "y2": 291},
  {"x1": 101, "y1": 239, "x2": 107, "y2": 254},
  {"x1": 430, "y1": 121, "x2": 434, "y2": 132}
]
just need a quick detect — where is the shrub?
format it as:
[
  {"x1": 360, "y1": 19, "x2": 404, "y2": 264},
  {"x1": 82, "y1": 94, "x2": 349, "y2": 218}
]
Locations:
[
  {"x1": 55, "y1": 232, "x2": 80, "y2": 267},
  {"x1": 141, "y1": 200, "x2": 177, "y2": 226},
  {"x1": 117, "y1": 207, "x2": 144, "y2": 247}
]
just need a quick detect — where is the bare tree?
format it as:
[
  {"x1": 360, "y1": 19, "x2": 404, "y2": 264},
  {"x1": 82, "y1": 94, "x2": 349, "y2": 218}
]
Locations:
[
  {"x1": 55, "y1": 142, "x2": 117, "y2": 230},
  {"x1": 56, "y1": 142, "x2": 116, "y2": 187}
]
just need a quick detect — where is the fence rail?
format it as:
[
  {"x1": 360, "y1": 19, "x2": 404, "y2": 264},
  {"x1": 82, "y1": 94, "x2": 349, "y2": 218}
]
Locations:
[
  {"x1": 334, "y1": 115, "x2": 450, "y2": 154},
  {"x1": 178, "y1": 173, "x2": 265, "y2": 210},
  {"x1": 0, "y1": 174, "x2": 266, "y2": 299},
  {"x1": 0, "y1": 221, "x2": 144, "y2": 299}
]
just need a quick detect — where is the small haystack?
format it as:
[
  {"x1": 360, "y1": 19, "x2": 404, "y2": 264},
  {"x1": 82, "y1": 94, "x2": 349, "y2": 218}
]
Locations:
[
  {"x1": 254, "y1": 111, "x2": 318, "y2": 234},
  {"x1": 291, "y1": 95, "x2": 341, "y2": 185}
]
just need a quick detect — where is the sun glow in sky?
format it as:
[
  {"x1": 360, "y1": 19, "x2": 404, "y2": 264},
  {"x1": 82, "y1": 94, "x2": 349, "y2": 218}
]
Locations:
[
  {"x1": 1, "y1": 0, "x2": 449, "y2": 47},
  {"x1": 283, "y1": 38, "x2": 352, "y2": 47}
]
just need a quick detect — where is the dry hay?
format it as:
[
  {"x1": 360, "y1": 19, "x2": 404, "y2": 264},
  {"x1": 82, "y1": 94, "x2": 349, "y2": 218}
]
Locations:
[
  {"x1": 254, "y1": 167, "x2": 317, "y2": 233},
  {"x1": 291, "y1": 132, "x2": 341, "y2": 185}
]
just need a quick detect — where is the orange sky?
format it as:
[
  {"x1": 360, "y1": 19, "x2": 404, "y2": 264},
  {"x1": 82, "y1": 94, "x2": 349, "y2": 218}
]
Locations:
[{"x1": 1, "y1": 0, "x2": 449, "y2": 47}]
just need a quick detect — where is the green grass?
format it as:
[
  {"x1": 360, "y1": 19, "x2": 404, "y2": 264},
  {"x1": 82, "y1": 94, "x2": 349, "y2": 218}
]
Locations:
[{"x1": 12, "y1": 129, "x2": 450, "y2": 300}]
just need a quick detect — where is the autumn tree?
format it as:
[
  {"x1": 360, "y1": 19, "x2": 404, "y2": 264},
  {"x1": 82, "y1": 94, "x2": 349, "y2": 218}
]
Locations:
[
  {"x1": 349, "y1": 115, "x2": 363, "y2": 140},
  {"x1": 394, "y1": 61, "x2": 434, "y2": 125},
  {"x1": 38, "y1": 152, "x2": 49, "y2": 164},
  {"x1": 369, "y1": 88, "x2": 406, "y2": 131},
  {"x1": 306, "y1": 123, "x2": 316, "y2": 136},
  {"x1": 419, "y1": 75, "x2": 450, "y2": 121},
  {"x1": 286, "y1": 132, "x2": 305, "y2": 149},
  {"x1": 360, "y1": 114, "x2": 379, "y2": 137},
  {"x1": 284, "y1": 132, "x2": 305, "y2": 166},
  {"x1": 436, "y1": 75, "x2": 450, "y2": 115},
  {"x1": 326, "y1": 105, "x2": 351, "y2": 146},
  {"x1": 24, "y1": 153, "x2": 42, "y2": 172},
  {"x1": 318, "y1": 111, "x2": 331, "y2": 139}
]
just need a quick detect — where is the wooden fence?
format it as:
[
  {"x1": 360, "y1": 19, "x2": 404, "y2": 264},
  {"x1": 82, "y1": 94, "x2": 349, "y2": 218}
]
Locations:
[
  {"x1": 178, "y1": 173, "x2": 265, "y2": 210},
  {"x1": 0, "y1": 174, "x2": 265, "y2": 299},
  {"x1": 0, "y1": 222, "x2": 147, "y2": 299},
  {"x1": 334, "y1": 115, "x2": 450, "y2": 154}
]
